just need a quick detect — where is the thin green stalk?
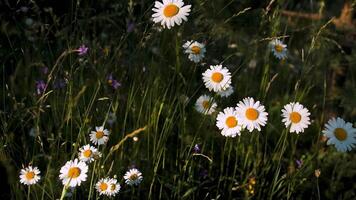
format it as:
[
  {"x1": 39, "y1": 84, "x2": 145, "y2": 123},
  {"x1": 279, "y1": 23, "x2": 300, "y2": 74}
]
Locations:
[
  {"x1": 87, "y1": 160, "x2": 98, "y2": 200},
  {"x1": 27, "y1": 186, "x2": 31, "y2": 200},
  {"x1": 59, "y1": 185, "x2": 67, "y2": 200}
]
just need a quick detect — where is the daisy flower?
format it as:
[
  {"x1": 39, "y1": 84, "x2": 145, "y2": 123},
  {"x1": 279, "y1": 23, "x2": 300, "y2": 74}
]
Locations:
[
  {"x1": 182, "y1": 40, "x2": 206, "y2": 63},
  {"x1": 195, "y1": 95, "x2": 217, "y2": 115},
  {"x1": 96, "y1": 178, "x2": 111, "y2": 196},
  {"x1": 124, "y1": 168, "x2": 143, "y2": 186},
  {"x1": 216, "y1": 107, "x2": 242, "y2": 137},
  {"x1": 59, "y1": 159, "x2": 88, "y2": 187},
  {"x1": 107, "y1": 178, "x2": 121, "y2": 197},
  {"x1": 269, "y1": 39, "x2": 287, "y2": 60},
  {"x1": 217, "y1": 86, "x2": 234, "y2": 97},
  {"x1": 281, "y1": 102, "x2": 311, "y2": 133},
  {"x1": 322, "y1": 117, "x2": 356, "y2": 152},
  {"x1": 152, "y1": 0, "x2": 191, "y2": 29},
  {"x1": 202, "y1": 65, "x2": 232, "y2": 92},
  {"x1": 236, "y1": 97, "x2": 268, "y2": 132},
  {"x1": 19, "y1": 166, "x2": 41, "y2": 185},
  {"x1": 78, "y1": 144, "x2": 101, "y2": 163},
  {"x1": 90, "y1": 126, "x2": 110, "y2": 145}
]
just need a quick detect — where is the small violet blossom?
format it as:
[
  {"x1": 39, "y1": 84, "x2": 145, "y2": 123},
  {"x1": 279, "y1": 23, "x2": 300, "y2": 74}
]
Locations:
[
  {"x1": 127, "y1": 22, "x2": 135, "y2": 33},
  {"x1": 193, "y1": 144, "x2": 201, "y2": 153},
  {"x1": 76, "y1": 45, "x2": 88, "y2": 56},
  {"x1": 107, "y1": 74, "x2": 121, "y2": 89},
  {"x1": 35, "y1": 80, "x2": 46, "y2": 95},
  {"x1": 295, "y1": 159, "x2": 303, "y2": 169}
]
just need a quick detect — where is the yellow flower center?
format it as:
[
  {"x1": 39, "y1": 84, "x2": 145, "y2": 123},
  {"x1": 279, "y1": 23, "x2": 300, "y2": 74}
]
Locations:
[
  {"x1": 110, "y1": 184, "x2": 116, "y2": 191},
  {"x1": 99, "y1": 182, "x2": 108, "y2": 191},
  {"x1": 211, "y1": 72, "x2": 223, "y2": 83},
  {"x1": 289, "y1": 112, "x2": 302, "y2": 123},
  {"x1": 96, "y1": 131, "x2": 104, "y2": 139},
  {"x1": 225, "y1": 116, "x2": 238, "y2": 128},
  {"x1": 129, "y1": 174, "x2": 138, "y2": 181},
  {"x1": 334, "y1": 128, "x2": 347, "y2": 141},
  {"x1": 83, "y1": 149, "x2": 92, "y2": 158},
  {"x1": 202, "y1": 100, "x2": 210, "y2": 109},
  {"x1": 245, "y1": 108, "x2": 259, "y2": 120},
  {"x1": 163, "y1": 4, "x2": 179, "y2": 17},
  {"x1": 107, "y1": 80, "x2": 112, "y2": 85},
  {"x1": 25, "y1": 171, "x2": 35, "y2": 180},
  {"x1": 274, "y1": 44, "x2": 284, "y2": 53},
  {"x1": 68, "y1": 167, "x2": 81, "y2": 178},
  {"x1": 191, "y1": 46, "x2": 201, "y2": 54}
]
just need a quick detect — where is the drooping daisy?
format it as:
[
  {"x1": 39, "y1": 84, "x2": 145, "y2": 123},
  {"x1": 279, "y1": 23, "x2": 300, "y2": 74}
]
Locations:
[
  {"x1": 107, "y1": 178, "x2": 121, "y2": 197},
  {"x1": 281, "y1": 102, "x2": 311, "y2": 133},
  {"x1": 216, "y1": 107, "x2": 242, "y2": 137},
  {"x1": 152, "y1": 0, "x2": 191, "y2": 29},
  {"x1": 195, "y1": 95, "x2": 217, "y2": 115},
  {"x1": 182, "y1": 40, "x2": 206, "y2": 63},
  {"x1": 269, "y1": 39, "x2": 287, "y2": 60},
  {"x1": 217, "y1": 86, "x2": 234, "y2": 97},
  {"x1": 96, "y1": 178, "x2": 111, "y2": 196},
  {"x1": 202, "y1": 65, "x2": 232, "y2": 92},
  {"x1": 59, "y1": 159, "x2": 88, "y2": 187},
  {"x1": 90, "y1": 126, "x2": 110, "y2": 146},
  {"x1": 236, "y1": 97, "x2": 268, "y2": 132},
  {"x1": 78, "y1": 144, "x2": 101, "y2": 163},
  {"x1": 19, "y1": 166, "x2": 41, "y2": 185},
  {"x1": 322, "y1": 117, "x2": 356, "y2": 152},
  {"x1": 124, "y1": 168, "x2": 143, "y2": 186}
]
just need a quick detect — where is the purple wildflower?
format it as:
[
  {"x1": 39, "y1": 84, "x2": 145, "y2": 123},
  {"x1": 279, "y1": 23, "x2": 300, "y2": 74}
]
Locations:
[
  {"x1": 127, "y1": 22, "x2": 135, "y2": 33},
  {"x1": 295, "y1": 159, "x2": 303, "y2": 169},
  {"x1": 193, "y1": 144, "x2": 201, "y2": 153},
  {"x1": 111, "y1": 80, "x2": 121, "y2": 89},
  {"x1": 76, "y1": 45, "x2": 88, "y2": 56},
  {"x1": 35, "y1": 80, "x2": 46, "y2": 95},
  {"x1": 107, "y1": 74, "x2": 121, "y2": 89}
]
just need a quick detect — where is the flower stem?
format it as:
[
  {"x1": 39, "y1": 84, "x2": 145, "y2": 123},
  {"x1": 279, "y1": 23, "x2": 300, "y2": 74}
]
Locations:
[
  {"x1": 27, "y1": 186, "x2": 31, "y2": 200},
  {"x1": 59, "y1": 185, "x2": 67, "y2": 200}
]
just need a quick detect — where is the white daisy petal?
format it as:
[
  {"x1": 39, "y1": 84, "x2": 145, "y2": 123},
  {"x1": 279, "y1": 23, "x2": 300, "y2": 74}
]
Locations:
[
  {"x1": 217, "y1": 86, "x2": 234, "y2": 97},
  {"x1": 269, "y1": 39, "x2": 287, "y2": 60},
  {"x1": 107, "y1": 178, "x2": 121, "y2": 196},
  {"x1": 96, "y1": 178, "x2": 111, "y2": 196},
  {"x1": 202, "y1": 65, "x2": 232, "y2": 92},
  {"x1": 89, "y1": 126, "x2": 110, "y2": 146},
  {"x1": 182, "y1": 40, "x2": 206, "y2": 63},
  {"x1": 236, "y1": 97, "x2": 268, "y2": 132},
  {"x1": 78, "y1": 144, "x2": 101, "y2": 163},
  {"x1": 124, "y1": 168, "x2": 143, "y2": 186},
  {"x1": 216, "y1": 107, "x2": 242, "y2": 137},
  {"x1": 195, "y1": 95, "x2": 217, "y2": 115},
  {"x1": 152, "y1": 0, "x2": 191, "y2": 29},
  {"x1": 323, "y1": 117, "x2": 356, "y2": 152},
  {"x1": 59, "y1": 159, "x2": 88, "y2": 187},
  {"x1": 281, "y1": 102, "x2": 311, "y2": 134},
  {"x1": 19, "y1": 166, "x2": 41, "y2": 185}
]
